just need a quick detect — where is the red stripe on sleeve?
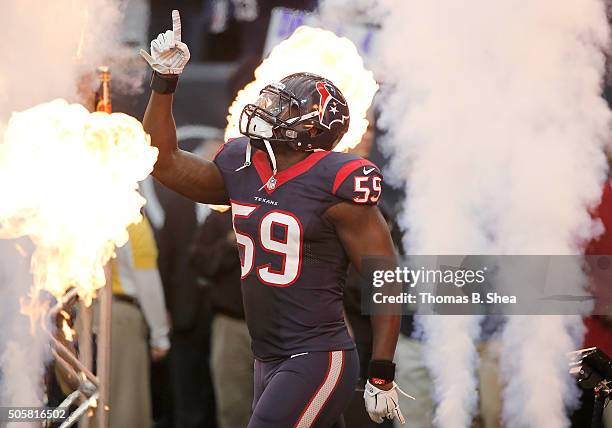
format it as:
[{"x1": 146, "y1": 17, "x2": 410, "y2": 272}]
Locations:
[{"x1": 332, "y1": 159, "x2": 376, "y2": 195}]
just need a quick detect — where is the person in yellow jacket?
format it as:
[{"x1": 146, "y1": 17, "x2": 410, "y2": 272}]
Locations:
[{"x1": 109, "y1": 216, "x2": 170, "y2": 427}]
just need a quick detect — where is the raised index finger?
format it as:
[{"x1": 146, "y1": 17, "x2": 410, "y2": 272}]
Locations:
[{"x1": 172, "y1": 9, "x2": 181, "y2": 42}]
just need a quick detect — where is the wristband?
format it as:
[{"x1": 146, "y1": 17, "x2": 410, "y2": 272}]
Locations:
[
  {"x1": 368, "y1": 360, "x2": 396, "y2": 385},
  {"x1": 150, "y1": 71, "x2": 179, "y2": 94}
]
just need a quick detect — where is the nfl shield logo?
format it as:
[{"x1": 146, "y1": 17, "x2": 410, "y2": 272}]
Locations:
[{"x1": 266, "y1": 177, "x2": 277, "y2": 190}]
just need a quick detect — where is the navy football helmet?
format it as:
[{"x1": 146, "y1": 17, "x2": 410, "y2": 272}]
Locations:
[{"x1": 239, "y1": 72, "x2": 350, "y2": 151}]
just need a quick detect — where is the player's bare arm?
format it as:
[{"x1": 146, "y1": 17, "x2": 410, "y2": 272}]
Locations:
[
  {"x1": 142, "y1": 93, "x2": 227, "y2": 204},
  {"x1": 326, "y1": 202, "x2": 410, "y2": 423},
  {"x1": 141, "y1": 10, "x2": 228, "y2": 204},
  {"x1": 325, "y1": 203, "x2": 401, "y2": 374}
]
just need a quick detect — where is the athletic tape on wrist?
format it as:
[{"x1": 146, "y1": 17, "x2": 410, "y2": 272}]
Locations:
[
  {"x1": 368, "y1": 360, "x2": 396, "y2": 385},
  {"x1": 150, "y1": 71, "x2": 179, "y2": 94}
]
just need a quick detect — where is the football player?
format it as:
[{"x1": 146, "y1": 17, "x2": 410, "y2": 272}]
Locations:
[{"x1": 140, "y1": 10, "x2": 406, "y2": 427}]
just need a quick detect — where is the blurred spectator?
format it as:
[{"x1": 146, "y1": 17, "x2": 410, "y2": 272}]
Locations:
[
  {"x1": 139, "y1": 178, "x2": 174, "y2": 428},
  {"x1": 190, "y1": 208, "x2": 254, "y2": 428},
  {"x1": 156, "y1": 139, "x2": 220, "y2": 428},
  {"x1": 234, "y1": 0, "x2": 318, "y2": 60},
  {"x1": 209, "y1": 0, "x2": 317, "y2": 62},
  {"x1": 146, "y1": 1, "x2": 319, "y2": 64},
  {"x1": 107, "y1": 215, "x2": 170, "y2": 428}
]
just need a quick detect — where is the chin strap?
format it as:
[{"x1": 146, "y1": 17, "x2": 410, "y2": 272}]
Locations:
[
  {"x1": 258, "y1": 139, "x2": 278, "y2": 191},
  {"x1": 234, "y1": 138, "x2": 280, "y2": 192},
  {"x1": 235, "y1": 141, "x2": 252, "y2": 172}
]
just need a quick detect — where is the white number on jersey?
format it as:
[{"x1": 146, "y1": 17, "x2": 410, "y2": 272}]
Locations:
[{"x1": 231, "y1": 201, "x2": 303, "y2": 287}]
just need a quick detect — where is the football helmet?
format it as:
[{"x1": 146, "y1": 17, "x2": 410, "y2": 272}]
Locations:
[{"x1": 239, "y1": 72, "x2": 350, "y2": 151}]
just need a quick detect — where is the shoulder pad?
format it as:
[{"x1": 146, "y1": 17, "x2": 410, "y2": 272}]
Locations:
[{"x1": 213, "y1": 137, "x2": 249, "y2": 172}]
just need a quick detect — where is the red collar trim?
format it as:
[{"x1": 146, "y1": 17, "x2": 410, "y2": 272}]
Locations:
[{"x1": 252, "y1": 150, "x2": 331, "y2": 194}]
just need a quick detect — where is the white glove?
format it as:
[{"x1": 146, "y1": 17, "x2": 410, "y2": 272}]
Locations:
[
  {"x1": 140, "y1": 10, "x2": 190, "y2": 75},
  {"x1": 364, "y1": 380, "x2": 414, "y2": 424}
]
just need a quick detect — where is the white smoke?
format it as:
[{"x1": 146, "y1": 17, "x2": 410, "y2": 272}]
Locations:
[
  {"x1": 0, "y1": 0, "x2": 144, "y2": 121},
  {"x1": 0, "y1": 239, "x2": 50, "y2": 411},
  {"x1": 0, "y1": 0, "x2": 142, "y2": 412},
  {"x1": 417, "y1": 315, "x2": 483, "y2": 428},
  {"x1": 500, "y1": 316, "x2": 585, "y2": 428},
  {"x1": 373, "y1": 1, "x2": 610, "y2": 427}
]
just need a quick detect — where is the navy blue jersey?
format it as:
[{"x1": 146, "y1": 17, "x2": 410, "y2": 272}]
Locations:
[{"x1": 214, "y1": 137, "x2": 383, "y2": 360}]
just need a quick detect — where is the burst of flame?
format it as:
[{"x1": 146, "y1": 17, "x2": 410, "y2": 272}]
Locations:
[
  {"x1": 20, "y1": 291, "x2": 51, "y2": 335},
  {"x1": 208, "y1": 204, "x2": 231, "y2": 213},
  {"x1": 225, "y1": 26, "x2": 378, "y2": 152},
  {"x1": 0, "y1": 99, "x2": 158, "y2": 305},
  {"x1": 62, "y1": 319, "x2": 74, "y2": 342}
]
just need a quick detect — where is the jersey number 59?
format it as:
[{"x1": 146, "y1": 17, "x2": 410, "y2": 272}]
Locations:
[
  {"x1": 231, "y1": 201, "x2": 302, "y2": 287},
  {"x1": 353, "y1": 175, "x2": 382, "y2": 203}
]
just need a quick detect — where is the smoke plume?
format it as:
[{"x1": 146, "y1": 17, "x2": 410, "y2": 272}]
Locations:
[
  {"x1": 373, "y1": 0, "x2": 610, "y2": 427},
  {"x1": 0, "y1": 239, "x2": 49, "y2": 411},
  {"x1": 0, "y1": 0, "x2": 143, "y2": 121}
]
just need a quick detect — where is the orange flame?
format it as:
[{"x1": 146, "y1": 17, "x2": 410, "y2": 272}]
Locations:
[
  {"x1": 0, "y1": 99, "x2": 157, "y2": 305},
  {"x1": 20, "y1": 291, "x2": 51, "y2": 335},
  {"x1": 225, "y1": 26, "x2": 378, "y2": 152},
  {"x1": 62, "y1": 319, "x2": 74, "y2": 342},
  {"x1": 208, "y1": 204, "x2": 231, "y2": 213}
]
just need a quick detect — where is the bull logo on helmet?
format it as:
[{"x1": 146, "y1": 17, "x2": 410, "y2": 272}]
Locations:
[{"x1": 315, "y1": 81, "x2": 348, "y2": 130}]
